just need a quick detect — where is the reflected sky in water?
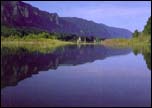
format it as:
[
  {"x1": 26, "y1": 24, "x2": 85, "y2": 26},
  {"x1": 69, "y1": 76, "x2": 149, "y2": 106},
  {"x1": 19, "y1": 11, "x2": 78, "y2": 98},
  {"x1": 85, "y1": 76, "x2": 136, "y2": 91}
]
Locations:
[{"x1": 1, "y1": 45, "x2": 151, "y2": 107}]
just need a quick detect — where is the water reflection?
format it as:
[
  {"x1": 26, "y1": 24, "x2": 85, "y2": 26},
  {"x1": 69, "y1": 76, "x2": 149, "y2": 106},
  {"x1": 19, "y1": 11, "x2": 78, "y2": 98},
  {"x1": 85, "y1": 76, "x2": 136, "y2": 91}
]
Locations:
[
  {"x1": 1, "y1": 45, "x2": 151, "y2": 107},
  {"x1": 132, "y1": 45, "x2": 151, "y2": 70},
  {"x1": 1, "y1": 45, "x2": 132, "y2": 89}
]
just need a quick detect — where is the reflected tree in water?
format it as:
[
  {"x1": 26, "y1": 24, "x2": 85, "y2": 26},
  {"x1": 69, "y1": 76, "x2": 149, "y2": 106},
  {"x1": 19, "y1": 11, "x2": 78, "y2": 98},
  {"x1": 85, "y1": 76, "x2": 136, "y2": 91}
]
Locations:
[{"x1": 132, "y1": 45, "x2": 151, "y2": 71}]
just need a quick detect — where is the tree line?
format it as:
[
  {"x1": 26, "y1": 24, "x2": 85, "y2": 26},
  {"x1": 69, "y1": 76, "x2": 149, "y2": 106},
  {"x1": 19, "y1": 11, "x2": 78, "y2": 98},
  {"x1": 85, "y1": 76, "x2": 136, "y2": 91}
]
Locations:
[{"x1": 133, "y1": 16, "x2": 151, "y2": 38}]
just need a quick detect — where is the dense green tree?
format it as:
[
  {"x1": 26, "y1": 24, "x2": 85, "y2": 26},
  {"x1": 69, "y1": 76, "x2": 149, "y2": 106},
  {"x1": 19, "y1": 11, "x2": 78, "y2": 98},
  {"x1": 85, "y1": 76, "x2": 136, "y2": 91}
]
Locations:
[
  {"x1": 1, "y1": 26, "x2": 21, "y2": 37},
  {"x1": 143, "y1": 16, "x2": 151, "y2": 35},
  {"x1": 133, "y1": 29, "x2": 139, "y2": 38}
]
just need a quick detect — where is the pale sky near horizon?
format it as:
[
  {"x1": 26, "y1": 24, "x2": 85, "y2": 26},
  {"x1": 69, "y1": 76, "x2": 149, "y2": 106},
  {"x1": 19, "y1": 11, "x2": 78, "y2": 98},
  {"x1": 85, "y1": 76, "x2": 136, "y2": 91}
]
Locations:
[{"x1": 24, "y1": 1, "x2": 151, "y2": 32}]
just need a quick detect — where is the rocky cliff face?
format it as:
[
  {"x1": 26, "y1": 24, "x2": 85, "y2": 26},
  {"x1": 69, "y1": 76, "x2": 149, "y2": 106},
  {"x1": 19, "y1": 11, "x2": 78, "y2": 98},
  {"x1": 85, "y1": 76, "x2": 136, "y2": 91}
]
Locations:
[
  {"x1": 1, "y1": 1, "x2": 59, "y2": 32},
  {"x1": 1, "y1": 1, "x2": 132, "y2": 39}
]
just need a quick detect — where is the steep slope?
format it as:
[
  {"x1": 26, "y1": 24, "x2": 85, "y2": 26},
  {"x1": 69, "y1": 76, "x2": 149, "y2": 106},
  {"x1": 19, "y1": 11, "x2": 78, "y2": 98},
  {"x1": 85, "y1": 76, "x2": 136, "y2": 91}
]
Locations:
[
  {"x1": 61, "y1": 17, "x2": 132, "y2": 38},
  {"x1": 1, "y1": 1, "x2": 132, "y2": 39},
  {"x1": 1, "y1": 1, "x2": 59, "y2": 32},
  {"x1": 60, "y1": 17, "x2": 110, "y2": 38}
]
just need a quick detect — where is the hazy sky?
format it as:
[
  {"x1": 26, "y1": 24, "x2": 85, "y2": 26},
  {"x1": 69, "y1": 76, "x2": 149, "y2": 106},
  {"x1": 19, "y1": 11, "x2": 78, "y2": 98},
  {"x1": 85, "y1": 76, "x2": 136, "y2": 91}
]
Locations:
[{"x1": 24, "y1": 1, "x2": 151, "y2": 32}]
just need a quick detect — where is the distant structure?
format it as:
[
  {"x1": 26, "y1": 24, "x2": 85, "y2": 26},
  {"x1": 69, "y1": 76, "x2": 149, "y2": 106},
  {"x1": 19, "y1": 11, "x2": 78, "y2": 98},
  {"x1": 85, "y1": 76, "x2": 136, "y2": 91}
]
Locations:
[{"x1": 77, "y1": 36, "x2": 81, "y2": 43}]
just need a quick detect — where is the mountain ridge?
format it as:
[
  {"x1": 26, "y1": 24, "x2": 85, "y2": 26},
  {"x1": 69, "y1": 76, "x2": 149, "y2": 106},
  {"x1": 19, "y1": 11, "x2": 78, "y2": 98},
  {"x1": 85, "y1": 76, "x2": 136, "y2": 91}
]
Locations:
[{"x1": 1, "y1": 1, "x2": 132, "y2": 39}]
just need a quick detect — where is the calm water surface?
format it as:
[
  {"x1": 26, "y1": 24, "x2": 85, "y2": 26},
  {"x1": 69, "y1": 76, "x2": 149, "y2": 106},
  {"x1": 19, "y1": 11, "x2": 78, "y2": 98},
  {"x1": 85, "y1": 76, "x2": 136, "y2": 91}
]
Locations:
[{"x1": 1, "y1": 45, "x2": 151, "y2": 107}]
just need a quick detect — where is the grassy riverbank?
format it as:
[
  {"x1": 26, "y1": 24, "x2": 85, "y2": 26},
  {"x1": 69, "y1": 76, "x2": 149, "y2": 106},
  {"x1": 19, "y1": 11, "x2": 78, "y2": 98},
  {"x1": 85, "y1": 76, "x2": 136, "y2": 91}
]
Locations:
[
  {"x1": 102, "y1": 35, "x2": 151, "y2": 47},
  {"x1": 1, "y1": 35, "x2": 74, "y2": 53},
  {"x1": 1, "y1": 36, "x2": 101, "y2": 54}
]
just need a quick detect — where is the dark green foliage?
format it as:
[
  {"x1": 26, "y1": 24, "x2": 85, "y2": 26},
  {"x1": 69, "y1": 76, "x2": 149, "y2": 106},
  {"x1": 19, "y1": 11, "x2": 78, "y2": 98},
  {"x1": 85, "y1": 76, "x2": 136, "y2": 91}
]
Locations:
[
  {"x1": 1, "y1": 25, "x2": 103, "y2": 42},
  {"x1": 1, "y1": 25, "x2": 49, "y2": 37},
  {"x1": 131, "y1": 16, "x2": 151, "y2": 39},
  {"x1": 143, "y1": 16, "x2": 151, "y2": 35},
  {"x1": 1, "y1": 26, "x2": 21, "y2": 37},
  {"x1": 133, "y1": 30, "x2": 139, "y2": 38}
]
